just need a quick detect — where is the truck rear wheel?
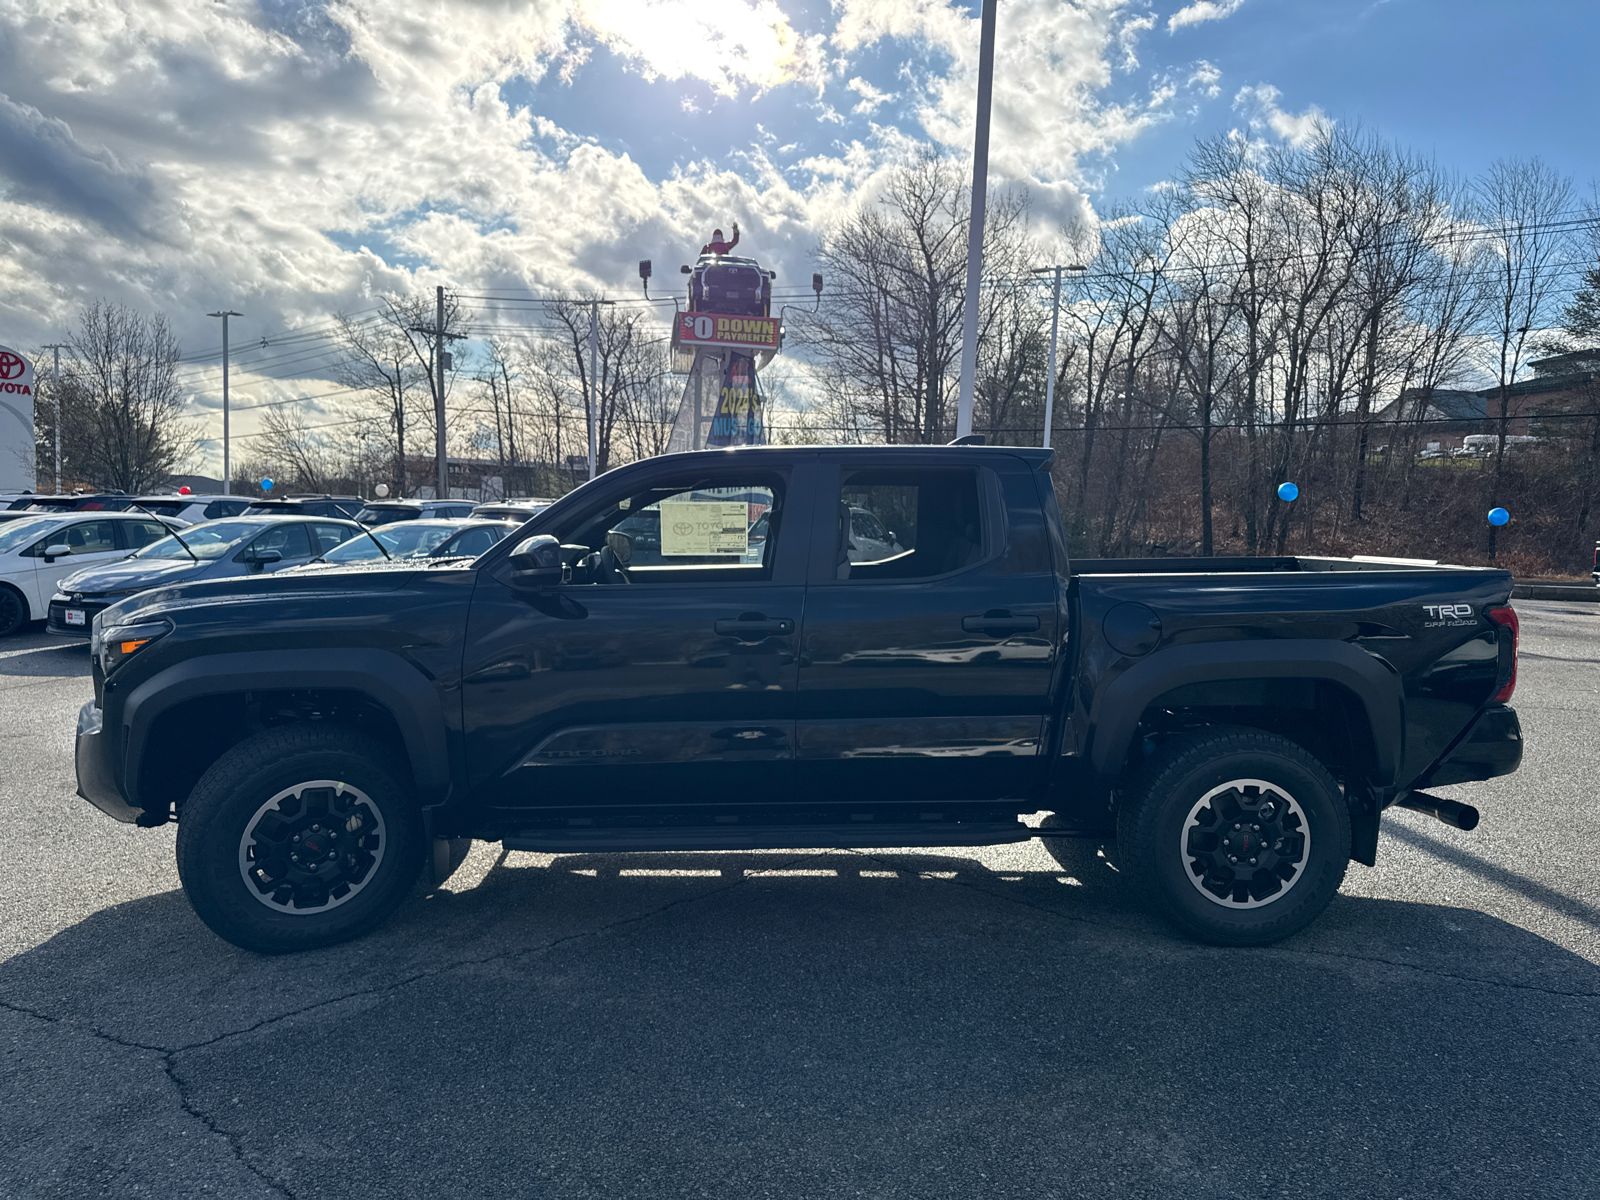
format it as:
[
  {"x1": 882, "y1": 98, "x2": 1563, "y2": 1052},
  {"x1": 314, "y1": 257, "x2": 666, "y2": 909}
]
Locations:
[
  {"x1": 1116, "y1": 728, "x2": 1350, "y2": 946},
  {"x1": 175, "y1": 726, "x2": 424, "y2": 953}
]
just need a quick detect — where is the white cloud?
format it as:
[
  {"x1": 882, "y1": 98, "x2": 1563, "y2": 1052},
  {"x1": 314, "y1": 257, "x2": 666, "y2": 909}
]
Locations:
[
  {"x1": 847, "y1": 77, "x2": 893, "y2": 114},
  {"x1": 1168, "y1": 0, "x2": 1247, "y2": 32},
  {"x1": 0, "y1": 0, "x2": 1204, "y2": 471},
  {"x1": 1188, "y1": 60, "x2": 1222, "y2": 98},
  {"x1": 1233, "y1": 83, "x2": 1329, "y2": 147},
  {"x1": 575, "y1": 0, "x2": 829, "y2": 97}
]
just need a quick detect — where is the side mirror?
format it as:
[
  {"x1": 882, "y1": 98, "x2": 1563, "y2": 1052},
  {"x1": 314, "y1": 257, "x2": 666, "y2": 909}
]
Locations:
[
  {"x1": 680, "y1": 264, "x2": 692, "y2": 275},
  {"x1": 246, "y1": 549, "x2": 282, "y2": 567},
  {"x1": 508, "y1": 534, "x2": 563, "y2": 588},
  {"x1": 43, "y1": 544, "x2": 71, "y2": 562},
  {"x1": 605, "y1": 530, "x2": 633, "y2": 566}
]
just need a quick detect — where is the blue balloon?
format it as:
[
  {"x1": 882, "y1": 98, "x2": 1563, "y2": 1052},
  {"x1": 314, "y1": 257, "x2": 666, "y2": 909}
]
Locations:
[
  {"x1": 1487, "y1": 507, "x2": 1509, "y2": 527},
  {"x1": 260, "y1": 477, "x2": 274, "y2": 491},
  {"x1": 1277, "y1": 482, "x2": 1299, "y2": 502}
]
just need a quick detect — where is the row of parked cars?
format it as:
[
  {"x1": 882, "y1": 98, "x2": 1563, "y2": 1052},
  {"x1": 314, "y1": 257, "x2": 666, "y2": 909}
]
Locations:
[{"x1": 0, "y1": 491, "x2": 554, "y2": 638}]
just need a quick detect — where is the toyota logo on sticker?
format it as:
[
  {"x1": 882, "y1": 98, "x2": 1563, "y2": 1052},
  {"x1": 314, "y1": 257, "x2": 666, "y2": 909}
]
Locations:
[{"x1": 0, "y1": 352, "x2": 25, "y2": 380}]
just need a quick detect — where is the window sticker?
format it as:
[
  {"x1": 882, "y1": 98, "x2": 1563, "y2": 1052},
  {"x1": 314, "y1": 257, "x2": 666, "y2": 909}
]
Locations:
[{"x1": 659, "y1": 500, "x2": 749, "y2": 556}]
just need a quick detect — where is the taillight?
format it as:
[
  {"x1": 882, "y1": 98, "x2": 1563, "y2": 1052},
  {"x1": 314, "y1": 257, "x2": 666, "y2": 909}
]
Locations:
[{"x1": 1488, "y1": 605, "x2": 1518, "y2": 703}]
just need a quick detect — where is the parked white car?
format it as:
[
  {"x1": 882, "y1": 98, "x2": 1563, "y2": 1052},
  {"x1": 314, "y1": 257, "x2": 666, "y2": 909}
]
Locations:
[{"x1": 0, "y1": 511, "x2": 178, "y2": 636}]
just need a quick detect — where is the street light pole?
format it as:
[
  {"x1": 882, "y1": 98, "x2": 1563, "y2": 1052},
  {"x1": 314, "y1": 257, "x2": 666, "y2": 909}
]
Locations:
[
  {"x1": 954, "y1": 0, "x2": 998, "y2": 441},
  {"x1": 1031, "y1": 263, "x2": 1086, "y2": 449},
  {"x1": 42, "y1": 342, "x2": 68, "y2": 490},
  {"x1": 206, "y1": 310, "x2": 242, "y2": 493}
]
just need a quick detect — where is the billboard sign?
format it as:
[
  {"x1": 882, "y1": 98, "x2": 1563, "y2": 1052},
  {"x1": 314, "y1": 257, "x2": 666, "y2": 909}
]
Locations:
[
  {"x1": 0, "y1": 345, "x2": 36, "y2": 493},
  {"x1": 674, "y1": 311, "x2": 780, "y2": 352}
]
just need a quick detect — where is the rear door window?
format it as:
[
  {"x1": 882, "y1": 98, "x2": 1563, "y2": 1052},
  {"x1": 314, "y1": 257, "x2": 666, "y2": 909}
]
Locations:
[
  {"x1": 311, "y1": 524, "x2": 355, "y2": 555},
  {"x1": 827, "y1": 467, "x2": 985, "y2": 581},
  {"x1": 241, "y1": 523, "x2": 313, "y2": 560},
  {"x1": 119, "y1": 519, "x2": 171, "y2": 550}
]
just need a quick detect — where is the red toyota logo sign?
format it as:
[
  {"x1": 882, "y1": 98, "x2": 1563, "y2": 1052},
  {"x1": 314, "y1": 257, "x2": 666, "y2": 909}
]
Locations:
[{"x1": 0, "y1": 351, "x2": 25, "y2": 380}]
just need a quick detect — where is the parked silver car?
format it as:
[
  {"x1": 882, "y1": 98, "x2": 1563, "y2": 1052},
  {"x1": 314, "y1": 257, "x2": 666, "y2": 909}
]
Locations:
[{"x1": 46, "y1": 515, "x2": 360, "y2": 638}]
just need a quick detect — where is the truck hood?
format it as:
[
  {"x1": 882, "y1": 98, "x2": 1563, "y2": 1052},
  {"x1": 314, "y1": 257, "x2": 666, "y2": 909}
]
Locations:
[
  {"x1": 99, "y1": 559, "x2": 426, "y2": 628},
  {"x1": 59, "y1": 556, "x2": 209, "y2": 595}
]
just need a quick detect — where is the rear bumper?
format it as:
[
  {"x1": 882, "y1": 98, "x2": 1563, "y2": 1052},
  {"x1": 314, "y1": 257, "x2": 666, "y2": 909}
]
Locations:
[
  {"x1": 1413, "y1": 704, "x2": 1523, "y2": 789},
  {"x1": 74, "y1": 701, "x2": 144, "y2": 823}
]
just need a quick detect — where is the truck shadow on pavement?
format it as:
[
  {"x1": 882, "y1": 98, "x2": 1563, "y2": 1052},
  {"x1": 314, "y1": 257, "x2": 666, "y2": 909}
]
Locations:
[{"x1": 2, "y1": 846, "x2": 1596, "y2": 1199}]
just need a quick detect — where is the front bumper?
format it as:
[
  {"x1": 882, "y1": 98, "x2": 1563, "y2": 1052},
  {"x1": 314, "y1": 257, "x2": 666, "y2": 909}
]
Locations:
[
  {"x1": 47, "y1": 596, "x2": 112, "y2": 638},
  {"x1": 74, "y1": 700, "x2": 144, "y2": 823},
  {"x1": 1413, "y1": 704, "x2": 1523, "y2": 789}
]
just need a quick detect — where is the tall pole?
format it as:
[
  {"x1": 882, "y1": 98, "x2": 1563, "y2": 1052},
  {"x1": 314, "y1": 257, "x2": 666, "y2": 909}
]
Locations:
[
  {"x1": 1031, "y1": 263, "x2": 1085, "y2": 449},
  {"x1": 43, "y1": 343, "x2": 67, "y2": 491},
  {"x1": 207, "y1": 310, "x2": 242, "y2": 492},
  {"x1": 954, "y1": 0, "x2": 998, "y2": 441},
  {"x1": 586, "y1": 300, "x2": 599, "y2": 481},
  {"x1": 1043, "y1": 266, "x2": 1062, "y2": 449},
  {"x1": 434, "y1": 285, "x2": 448, "y2": 501}
]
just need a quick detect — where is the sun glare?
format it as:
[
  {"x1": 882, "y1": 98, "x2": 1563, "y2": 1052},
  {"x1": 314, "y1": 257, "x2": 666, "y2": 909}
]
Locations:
[{"x1": 576, "y1": 0, "x2": 819, "y2": 96}]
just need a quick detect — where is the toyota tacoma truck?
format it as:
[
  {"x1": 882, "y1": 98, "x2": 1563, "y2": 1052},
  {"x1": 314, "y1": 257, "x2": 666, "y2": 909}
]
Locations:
[{"x1": 73, "y1": 445, "x2": 1524, "y2": 953}]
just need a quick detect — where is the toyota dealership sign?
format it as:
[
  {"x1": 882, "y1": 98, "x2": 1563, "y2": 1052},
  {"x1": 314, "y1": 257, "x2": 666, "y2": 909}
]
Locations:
[{"x1": 0, "y1": 345, "x2": 36, "y2": 493}]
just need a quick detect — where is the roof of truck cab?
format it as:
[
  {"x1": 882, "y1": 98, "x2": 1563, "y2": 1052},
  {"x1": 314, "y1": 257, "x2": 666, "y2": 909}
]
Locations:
[{"x1": 613, "y1": 444, "x2": 1054, "y2": 470}]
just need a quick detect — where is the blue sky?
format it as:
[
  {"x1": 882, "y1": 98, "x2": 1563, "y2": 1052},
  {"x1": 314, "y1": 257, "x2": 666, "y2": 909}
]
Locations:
[{"x1": 0, "y1": 0, "x2": 1595, "y2": 468}]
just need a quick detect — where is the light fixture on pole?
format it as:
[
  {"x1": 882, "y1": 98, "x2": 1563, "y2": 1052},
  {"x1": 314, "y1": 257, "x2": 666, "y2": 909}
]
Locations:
[
  {"x1": 206, "y1": 310, "x2": 242, "y2": 493},
  {"x1": 1030, "y1": 264, "x2": 1087, "y2": 448},
  {"x1": 954, "y1": 0, "x2": 998, "y2": 441}
]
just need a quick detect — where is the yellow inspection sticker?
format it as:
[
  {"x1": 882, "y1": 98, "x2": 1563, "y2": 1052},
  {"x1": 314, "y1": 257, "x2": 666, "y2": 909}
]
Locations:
[{"x1": 659, "y1": 501, "x2": 748, "y2": 556}]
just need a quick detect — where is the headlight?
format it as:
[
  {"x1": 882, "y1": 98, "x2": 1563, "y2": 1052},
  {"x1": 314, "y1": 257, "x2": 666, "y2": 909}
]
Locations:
[{"x1": 96, "y1": 619, "x2": 172, "y2": 674}]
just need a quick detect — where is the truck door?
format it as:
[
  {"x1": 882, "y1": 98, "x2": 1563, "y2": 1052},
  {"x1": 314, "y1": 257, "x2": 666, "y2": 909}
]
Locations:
[
  {"x1": 794, "y1": 453, "x2": 1060, "y2": 806},
  {"x1": 462, "y1": 459, "x2": 815, "y2": 814}
]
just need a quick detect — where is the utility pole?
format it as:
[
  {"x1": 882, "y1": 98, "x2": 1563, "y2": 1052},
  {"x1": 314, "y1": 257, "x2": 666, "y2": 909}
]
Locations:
[
  {"x1": 434, "y1": 286, "x2": 448, "y2": 500},
  {"x1": 1030, "y1": 263, "x2": 1086, "y2": 448},
  {"x1": 954, "y1": 0, "x2": 998, "y2": 441},
  {"x1": 206, "y1": 310, "x2": 242, "y2": 492},
  {"x1": 410, "y1": 288, "x2": 463, "y2": 501},
  {"x1": 587, "y1": 301, "x2": 599, "y2": 481},
  {"x1": 42, "y1": 343, "x2": 68, "y2": 491},
  {"x1": 583, "y1": 299, "x2": 615, "y2": 481}
]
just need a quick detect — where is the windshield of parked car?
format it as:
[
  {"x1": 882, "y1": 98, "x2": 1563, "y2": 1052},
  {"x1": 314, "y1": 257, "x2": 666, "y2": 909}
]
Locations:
[
  {"x1": 132, "y1": 520, "x2": 260, "y2": 561},
  {"x1": 321, "y1": 522, "x2": 457, "y2": 562},
  {"x1": 0, "y1": 516, "x2": 64, "y2": 554}
]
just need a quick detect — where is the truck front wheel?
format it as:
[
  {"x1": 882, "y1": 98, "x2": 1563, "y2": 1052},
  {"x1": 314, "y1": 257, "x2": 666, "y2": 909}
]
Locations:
[
  {"x1": 175, "y1": 727, "x2": 424, "y2": 953},
  {"x1": 1116, "y1": 728, "x2": 1350, "y2": 946}
]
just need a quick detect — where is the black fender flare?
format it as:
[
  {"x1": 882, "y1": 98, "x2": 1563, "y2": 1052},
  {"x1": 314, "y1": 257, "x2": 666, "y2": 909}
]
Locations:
[
  {"x1": 1086, "y1": 639, "x2": 1404, "y2": 786},
  {"x1": 120, "y1": 649, "x2": 452, "y2": 808}
]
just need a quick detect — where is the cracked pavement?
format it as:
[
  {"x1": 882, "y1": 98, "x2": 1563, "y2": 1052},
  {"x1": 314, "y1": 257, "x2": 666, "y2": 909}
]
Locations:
[{"x1": 1, "y1": 601, "x2": 1596, "y2": 1198}]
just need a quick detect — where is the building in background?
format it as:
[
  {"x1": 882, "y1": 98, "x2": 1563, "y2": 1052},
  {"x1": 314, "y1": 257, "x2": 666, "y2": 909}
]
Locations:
[{"x1": 0, "y1": 345, "x2": 36, "y2": 494}]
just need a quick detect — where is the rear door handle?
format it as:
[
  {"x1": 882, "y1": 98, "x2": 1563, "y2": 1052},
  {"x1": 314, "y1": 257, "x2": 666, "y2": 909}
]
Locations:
[
  {"x1": 714, "y1": 615, "x2": 795, "y2": 638},
  {"x1": 962, "y1": 613, "x2": 1040, "y2": 636}
]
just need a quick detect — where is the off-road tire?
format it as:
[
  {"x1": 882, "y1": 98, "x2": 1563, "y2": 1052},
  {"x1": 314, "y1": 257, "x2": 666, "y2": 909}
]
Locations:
[
  {"x1": 1116, "y1": 727, "x2": 1350, "y2": 946},
  {"x1": 176, "y1": 726, "x2": 424, "y2": 953}
]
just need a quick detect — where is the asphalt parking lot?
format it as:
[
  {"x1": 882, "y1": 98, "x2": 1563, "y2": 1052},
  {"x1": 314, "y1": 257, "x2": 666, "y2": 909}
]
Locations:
[{"x1": 1, "y1": 601, "x2": 1596, "y2": 1199}]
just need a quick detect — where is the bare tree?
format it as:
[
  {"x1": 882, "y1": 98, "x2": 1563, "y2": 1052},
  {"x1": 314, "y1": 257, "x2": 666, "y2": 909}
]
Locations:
[
  {"x1": 64, "y1": 300, "x2": 195, "y2": 492},
  {"x1": 1477, "y1": 157, "x2": 1575, "y2": 556},
  {"x1": 801, "y1": 151, "x2": 1037, "y2": 444}
]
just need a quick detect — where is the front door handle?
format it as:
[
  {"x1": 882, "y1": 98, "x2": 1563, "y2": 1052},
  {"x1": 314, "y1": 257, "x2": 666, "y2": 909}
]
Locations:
[
  {"x1": 962, "y1": 612, "x2": 1040, "y2": 636},
  {"x1": 714, "y1": 613, "x2": 795, "y2": 639}
]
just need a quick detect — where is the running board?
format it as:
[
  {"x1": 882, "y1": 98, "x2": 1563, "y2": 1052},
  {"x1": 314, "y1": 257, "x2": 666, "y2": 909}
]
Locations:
[{"x1": 502, "y1": 821, "x2": 1038, "y2": 854}]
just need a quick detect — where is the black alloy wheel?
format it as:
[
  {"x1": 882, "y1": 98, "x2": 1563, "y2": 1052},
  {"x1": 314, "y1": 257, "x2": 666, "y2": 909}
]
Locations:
[
  {"x1": 177, "y1": 726, "x2": 424, "y2": 953},
  {"x1": 1116, "y1": 727, "x2": 1351, "y2": 946}
]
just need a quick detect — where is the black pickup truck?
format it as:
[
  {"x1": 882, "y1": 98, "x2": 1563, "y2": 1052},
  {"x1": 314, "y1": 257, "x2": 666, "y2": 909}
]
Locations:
[{"x1": 73, "y1": 445, "x2": 1523, "y2": 953}]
